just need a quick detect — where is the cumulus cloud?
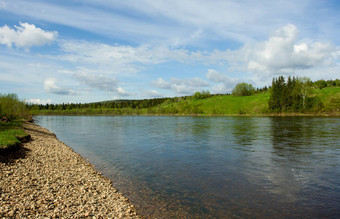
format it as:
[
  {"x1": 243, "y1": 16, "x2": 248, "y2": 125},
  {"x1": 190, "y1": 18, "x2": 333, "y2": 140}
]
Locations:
[
  {"x1": 117, "y1": 87, "x2": 130, "y2": 96},
  {"x1": 25, "y1": 98, "x2": 52, "y2": 105},
  {"x1": 44, "y1": 78, "x2": 75, "y2": 95},
  {"x1": 72, "y1": 70, "x2": 131, "y2": 97},
  {"x1": 206, "y1": 69, "x2": 238, "y2": 93},
  {"x1": 228, "y1": 24, "x2": 338, "y2": 75},
  {"x1": 151, "y1": 77, "x2": 171, "y2": 89},
  {"x1": 0, "y1": 22, "x2": 57, "y2": 48},
  {"x1": 151, "y1": 77, "x2": 209, "y2": 95},
  {"x1": 74, "y1": 72, "x2": 119, "y2": 92}
]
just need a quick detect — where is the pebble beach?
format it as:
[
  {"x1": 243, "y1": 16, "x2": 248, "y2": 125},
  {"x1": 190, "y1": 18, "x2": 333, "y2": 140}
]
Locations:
[{"x1": 0, "y1": 122, "x2": 140, "y2": 218}]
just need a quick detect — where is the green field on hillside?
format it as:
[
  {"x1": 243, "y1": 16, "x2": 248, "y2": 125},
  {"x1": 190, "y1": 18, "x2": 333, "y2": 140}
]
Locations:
[{"x1": 33, "y1": 87, "x2": 340, "y2": 116}]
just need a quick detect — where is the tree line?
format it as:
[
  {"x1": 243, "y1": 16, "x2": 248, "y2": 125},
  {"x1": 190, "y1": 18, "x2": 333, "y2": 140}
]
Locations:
[
  {"x1": 27, "y1": 96, "x2": 199, "y2": 111},
  {"x1": 26, "y1": 92, "x2": 227, "y2": 112}
]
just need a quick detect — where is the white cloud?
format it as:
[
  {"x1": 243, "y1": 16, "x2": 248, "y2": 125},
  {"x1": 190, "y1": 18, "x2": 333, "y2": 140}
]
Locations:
[
  {"x1": 25, "y1": 98, "x2": 52, "y2": 105},
  {"x1": 151, "y1": 77, "x2": 171, "y2": 89},
  {"x1": 152, "y1": 77, "x2": 209, "y2": 95},
  {"x1": 206, "y1": 69, "x2": 239, "y2": 93},
  {"x1": 228, "y1": 24, "x2": 338, "y2": 75},
  {"x1": 44, "y1": 78, "x2": 75, "y2": 95},
  {"x1": 0, "y1": 22, "x2": 57, "y2": 48},
  {"x1": 59, "y1": 40, "x2": 200, "y2": 65},
  {"x1": 172, "y1": 77, "x2": 208, "y2": 87},
  {"x1": 73, "y1": 71, "x2": 119, "y2": 92},
  {"x1": 72, "y1": 70, "x2": 131, "y2": 97},
  {"x1": 2, "y1": 0, "x2": 339, "y2": 50},
  {"x1": 0, "y1": 1, "x2": 7, "y2": 9},
  {"x1": 59, "y1": 41, "x2": 167, "y2": 75},
  {"x1": 57, "y1": 40, "x2": 220, "y2": 77},
  {"x1": 117, "y1": 87, "x2": 130, "y2": 96},
  {"x1": 52, "y1": 0, "x2": 318, "y2": 45}
]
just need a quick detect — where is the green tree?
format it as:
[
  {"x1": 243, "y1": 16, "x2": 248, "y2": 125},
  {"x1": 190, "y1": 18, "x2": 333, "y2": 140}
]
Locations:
[
  {"x1": 315, "y1": 80, "x2": 327, "y2": 89},
  {"x1": 0, "y1": 93, "x2": 31, "y2": 120},
  {"x1": 268, "y1": 76, "x2": 318, "y2": 113},
  {"x1": 299, "y1": 77, "x2": 311, "y2": 110},
  {"x1": 232, "y1": 83, "x2": 255, "y2": 96},
  {"x1": 192, "y1": 90, "x2": 211, "y2": 100},
  {"x1": 268, "y1": 76, "x2": 285, "y2": 112}
]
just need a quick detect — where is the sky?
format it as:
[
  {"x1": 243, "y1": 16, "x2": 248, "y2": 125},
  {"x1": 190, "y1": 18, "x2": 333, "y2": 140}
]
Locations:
[{"x1": 0, "y1": 0, "x2": 339, "y2": 104}]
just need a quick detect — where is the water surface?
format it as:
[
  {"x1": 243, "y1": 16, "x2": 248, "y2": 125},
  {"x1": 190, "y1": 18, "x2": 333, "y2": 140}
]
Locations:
[{"x1": 36, "y1": 116, "x2": 340, "y2": 218}]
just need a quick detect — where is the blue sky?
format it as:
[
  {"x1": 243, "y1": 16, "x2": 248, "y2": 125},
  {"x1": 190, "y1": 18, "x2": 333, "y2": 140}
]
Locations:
[{"x1": 0, "y1": 0, "x2": 339, "y2": 104}]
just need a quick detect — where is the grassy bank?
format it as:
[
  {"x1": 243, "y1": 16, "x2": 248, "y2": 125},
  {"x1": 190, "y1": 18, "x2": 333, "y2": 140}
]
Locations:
[
  {"x1": 32, "y1": 87, "x2": 340, "y2": 116},
  {"x1": 0, "y1": 94, "x2": 31, "y2": 151},
  {"x1": 0, "y1": 121, "x2": 30, "y2": 150}
]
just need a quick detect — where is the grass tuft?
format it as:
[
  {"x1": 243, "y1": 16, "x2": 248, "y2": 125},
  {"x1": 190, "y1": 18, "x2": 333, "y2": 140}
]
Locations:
[{"x1": 0, "y1": 121, "x2": 30, "y2": 150}]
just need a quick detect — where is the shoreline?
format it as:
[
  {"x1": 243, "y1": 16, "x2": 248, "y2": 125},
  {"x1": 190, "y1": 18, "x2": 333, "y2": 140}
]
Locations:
[
  {"x1": 0, "y1": 122, "x2": 140, "y2": 218},
  {"x1": 33, "y1": 112, "x2": 340, "y2": 117}
]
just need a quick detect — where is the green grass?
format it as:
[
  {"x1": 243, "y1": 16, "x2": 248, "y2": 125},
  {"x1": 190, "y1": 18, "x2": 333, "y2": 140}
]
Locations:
[
  {"x1": 0, "y1": 121, "x2": 29, "y2": 150},
  {"x1": 188, "y1": 92, "x2": 270, "y2": 115},
  {"x1": 160, "y1": 87, "x2": 339, "y2": 116},
  {"x1": 151, "y1": 91, "x2": 271, "y2": 115},
  {"x1": 311, "y1": 87, "x2": 340, "y2": 114},
  {"x1": 311, "y1": 87, "x2": 340, "y2": 101}
]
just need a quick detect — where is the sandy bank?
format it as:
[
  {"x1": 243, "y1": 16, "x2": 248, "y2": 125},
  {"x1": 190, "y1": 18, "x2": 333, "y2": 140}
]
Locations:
[{"x1": 0, "y1": 122, "x2": 140, "y2": 218}]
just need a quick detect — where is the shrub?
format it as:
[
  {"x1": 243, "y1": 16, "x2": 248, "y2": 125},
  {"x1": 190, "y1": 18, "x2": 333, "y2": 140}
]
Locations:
[
  {"x1": 192, "y1": 90, "x2": 211, "y2": 100},
  {"x1": 232, "y1": 83, "x2": 255, "y2": 96},
  {"x1": 0, "y1": 93, "x2": 31, "y2": 120}
]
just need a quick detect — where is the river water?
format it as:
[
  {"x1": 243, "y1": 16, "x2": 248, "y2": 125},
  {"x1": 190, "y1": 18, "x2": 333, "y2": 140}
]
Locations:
[{"x1": 36, "y1": 116, "x2": 340, "y2": 218}]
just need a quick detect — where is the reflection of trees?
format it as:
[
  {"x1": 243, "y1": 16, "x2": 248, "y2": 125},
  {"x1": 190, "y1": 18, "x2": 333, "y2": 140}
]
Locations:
[
  {"x1": 270, "y1": 117, "x2": 314, "y2": 156},
  {"x1": 267, "y1": 117, "x2": 321, "y2": 201},
  {"x1": 190, "y1": 117, "x2": 212, "y2": 138},
  {"x1": 232, "y1": 117, "x2": 257, "y2": 149}
]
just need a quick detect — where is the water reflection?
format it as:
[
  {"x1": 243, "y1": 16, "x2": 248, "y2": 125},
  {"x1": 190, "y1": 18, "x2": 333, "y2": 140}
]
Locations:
[
  {"x1": 265, "y1": 117, "x2": 340, "y2": 213},
  {"x1": 231, "y1": 117, "x2": 263, "y2": 153},
  {"x1": 271, "y1": 117, "x2": 312, "y2": 153}
]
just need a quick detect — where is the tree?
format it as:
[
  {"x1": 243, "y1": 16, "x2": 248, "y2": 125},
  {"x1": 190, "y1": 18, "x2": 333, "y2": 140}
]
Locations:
[
  {"x1": 192, "y1": 90, "x2": 211, "y2": 100},
  {"x1": 232, "y1": 83, "x2": 255, "y2": 96},
  {"x1": 0, "y1": 93, "x2": 31, "y2": 120},
  {"x1": 299, "y1": 77, "x2": 311, "y2": 110},
  {"x1": 268, "y1": 76, "x2": 285, "y2": 112},
  {"x1": 315, "y1": 80, "x2": 327, "y2": 89},
  {"x1": 268, "y1": 76, "x2": 319, "y2": 113}
]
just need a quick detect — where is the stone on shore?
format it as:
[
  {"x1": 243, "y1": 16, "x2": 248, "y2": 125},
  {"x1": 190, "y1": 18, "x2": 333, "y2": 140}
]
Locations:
[{"x1": 0, "y1": 122, "x2": 140, "y2": 218}]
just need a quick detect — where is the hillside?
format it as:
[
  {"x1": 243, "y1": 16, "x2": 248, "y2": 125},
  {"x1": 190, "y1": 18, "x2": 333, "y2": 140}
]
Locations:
[{"x1": 31, "y1": 87, "x2": 340, "y2": 116}]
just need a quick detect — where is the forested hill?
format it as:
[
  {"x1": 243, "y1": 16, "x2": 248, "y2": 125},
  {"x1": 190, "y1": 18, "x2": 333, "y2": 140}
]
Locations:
[{"x1": 27, "y1": 77, "x2": 340, "y2": 116}]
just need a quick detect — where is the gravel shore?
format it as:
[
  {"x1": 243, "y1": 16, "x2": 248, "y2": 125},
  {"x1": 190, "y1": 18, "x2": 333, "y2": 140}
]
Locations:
[{"x1": 0, "y1": 122, "x2": 140, "y2": 218}]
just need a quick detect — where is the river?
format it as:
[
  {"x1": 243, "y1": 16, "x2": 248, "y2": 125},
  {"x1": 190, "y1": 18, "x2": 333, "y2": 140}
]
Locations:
[{"x1": 36, "y1": 116, "x2": 340, "y2": 218}]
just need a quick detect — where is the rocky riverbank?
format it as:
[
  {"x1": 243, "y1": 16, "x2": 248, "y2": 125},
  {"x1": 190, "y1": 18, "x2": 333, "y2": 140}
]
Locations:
[{"x1": 0, "y1": 122, "x2": 140, "y2": 218}]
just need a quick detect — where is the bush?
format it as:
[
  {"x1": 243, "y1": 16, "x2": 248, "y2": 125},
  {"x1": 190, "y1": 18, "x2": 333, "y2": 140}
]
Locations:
[
  {"x1": 323, "y1": 96, "x2": 340, "y2": 113},
  {"x1": 306, "y1": 96, "x2": 323, "y2": 112},
  {"x1": 0, "y1": 93, "x2": 31, "y2": 120},
  {"x1": 232, "y1": 83, "x2": 255, "y2": 96},
  {"x1": 192, "y1": 90, "x2": 211, "y2": 100},
  {"x1": 318, "y1": 80, "x2": 327, "y2": 89}
]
